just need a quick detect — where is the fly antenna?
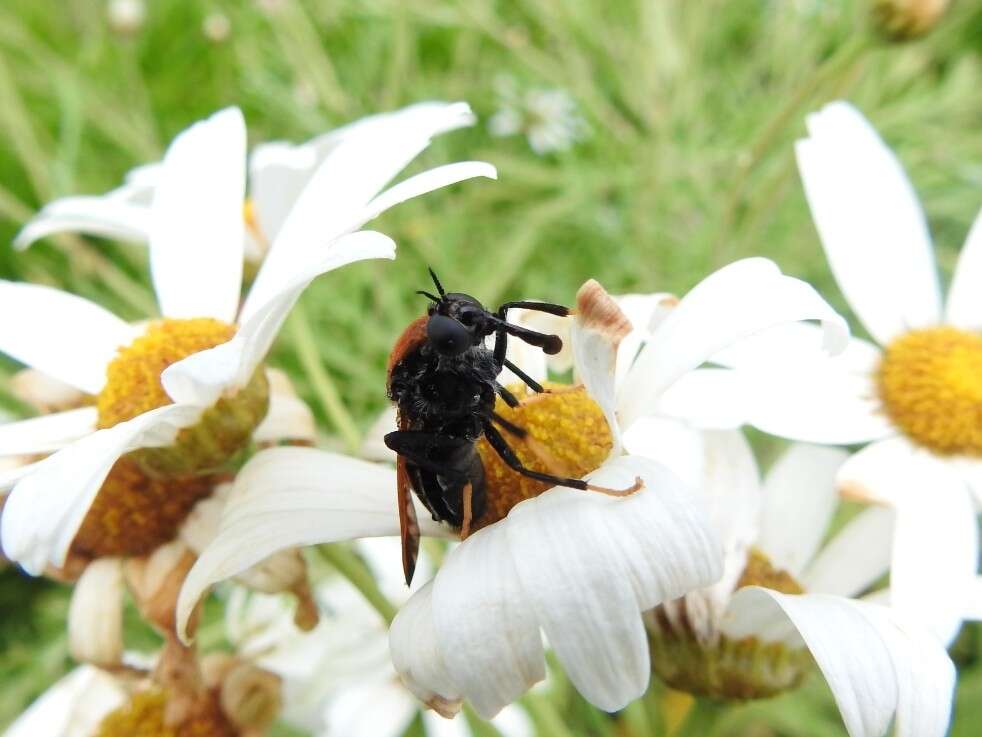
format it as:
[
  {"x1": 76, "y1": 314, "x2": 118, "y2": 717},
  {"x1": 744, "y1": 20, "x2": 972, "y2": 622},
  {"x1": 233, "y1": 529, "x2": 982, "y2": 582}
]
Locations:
[
  {"x1": 428, "y1": 267, "x2": 446, "y2": 297},
  {"x1": 416, "y1": 290, "x2": 442, "y2": 303}
]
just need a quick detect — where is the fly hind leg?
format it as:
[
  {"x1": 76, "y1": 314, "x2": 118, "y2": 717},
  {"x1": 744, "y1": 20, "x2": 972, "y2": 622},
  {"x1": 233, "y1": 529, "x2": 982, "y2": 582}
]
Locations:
[{"x1": 482, "y1": 423, "x2": 642, "y2": 496}]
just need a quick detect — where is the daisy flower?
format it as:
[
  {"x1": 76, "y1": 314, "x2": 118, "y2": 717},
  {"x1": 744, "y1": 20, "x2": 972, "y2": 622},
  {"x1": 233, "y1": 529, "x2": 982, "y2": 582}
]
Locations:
[
  {"x1": 175, "y1": 258, "x2": 847, "y2": 718},
  {"x1": 0, "y1": 104, "x2": 495, "y2": 577},
  {"x1": 645, "y1": 437, "x2": 956, "y2": 737},
  {"x1": 713, "y1": 101, "x2": 981, "y2": 643},
  {"x1": 14, "y1": 101, "x2": 477, "y2": 262},
  {"x1": 225, "y1": 538, "x2": 533, "y2": 737},
  {"x1": 488, "y1": 77, "x2": 588, "y2": 155},
  {"x1": 3, "y1": 649, "x2": 284, "y2": 737}
]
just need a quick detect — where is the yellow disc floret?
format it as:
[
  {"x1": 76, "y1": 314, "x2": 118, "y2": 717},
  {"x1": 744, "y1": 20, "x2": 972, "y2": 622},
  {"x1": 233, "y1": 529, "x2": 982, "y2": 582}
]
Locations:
[
  {"x1": 97, "y1": 319, "x2": 235, "y2": 428},
  {"x1": 70, "y1": 458, "x2": 217, "y2": 559},
  {"x1": 472, "y1": 382, "x2": 612, "y2": 532},
  {"x1": 648, "y1": 548, "x2": 811, "y2": 701},
  {"x1": 95, "y1": 689, "x2": 237, "y2": 737},
  {"x1": 877, "y1": 326, "x2": 982, "y2": 456},
  {"x1": 97, "y1": 318, "x2": 269, "y2": 476}
]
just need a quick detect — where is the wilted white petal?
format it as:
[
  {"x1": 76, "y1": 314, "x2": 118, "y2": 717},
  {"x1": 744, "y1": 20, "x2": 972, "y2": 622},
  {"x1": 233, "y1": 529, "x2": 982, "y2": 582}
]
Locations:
[
  {"x1": 618, "y1": 258, "x2": 848, "y2": 428},
  {"x1": 796, "y1": 102, "x2": 942, "y2": 345},
  {"x1": 0, "y1": 403, "x2": 201, "y2": 574},
  {"x1": 890, "y1": 467, "x2": 978, "y2": 645},
  {"x1": 150, "y1": 107, "x2": 246, "y2": 323},
  {"x1": 801, "y1": 506, "x2": 894, "y2": 597},
  {"x1": 0, "y1": 281, "x2": 136, "y2": 394},
  {"x1": 723, "y1": 590, "x2": 954, "y2": 737},
  {"x1": 946, "y1": 208, "x2": 982, "y2": 330},
  {"x1": 3, "y1": 665, "x2": 127, "y2": 737},
  {"x1": 571, "y1": 280, "x2": 631, "y2": 456},
  {"x1": 758, "y1": 444, "x2": 847, "y2": 576},
  {"x1": 68, "y1": 557, "x2": 124, "y2": 666},
  {"x1": 0, "y1": 407, "x2": 97, "y2": 456},
  {"x1": 177, "y1": 446, "x2": 447, "y2": 642},
  {"x1": 162, "y1": 231, "x2": 395, "y2": 407},
  {"x1": 14, "y1": 195, "x2": 152, "y2": 250}
]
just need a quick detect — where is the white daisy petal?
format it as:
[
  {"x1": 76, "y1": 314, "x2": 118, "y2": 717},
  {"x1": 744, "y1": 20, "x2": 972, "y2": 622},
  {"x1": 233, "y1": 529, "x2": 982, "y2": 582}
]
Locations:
[
  {"x1": 149, "y1": 107, "x2": 246, "y2": 322},
  {"x1": 0, "y1": 407, "x2": 97, "y2": 456},
  {"x1": 890, "y1": 471, "x2": 978, "y2": 645},
  {"x1": 176, "y1": 446, "x2": 446, "y2": 643},
  {"x1": 253, "y1": 393, "x2": 316, "y2": 446},
  {"x1": 68, "y1": 557, "x2": 124, "y2": 667},
  {"x1": 758, "y1": 444, "x2": 848, "y2": 577},
  {"x1": 243, "y1": 106, "x2": 479, "y2": 325},
  {"x1": 801, "y1": 506, "x2": 895, "y2": 597},
  {"x1": 0, "y1": 458, "x2": 40, "y2": 492},
  {"x1": 621, "y1": 417, "x2": 704, "y2": 491},
  {"x1": 0, "y1": 403, "x2": 201, "y2": 574},
  {"x1": 796, "y1": 101, "x2": 942, "y2": 344},
  {"x1": 2, "y1": 665, "x2": 127, "y2": 737},
  {"x1": 650, "y1": 368, "x2": 749, "y2": 429},
  {"x1": 965, "y1": 577, "x2": 982, "y2": 620},
  {"x1": 162, "y1": 230, "x2": 395, "y2": 407},
  {"x1": 14, "y1": 196, "x2": 152, "y2": 250},
  {"x1": 248, "y1": 141, "x2": 320, "y2": 245},
  {"x1": 712, "y1": 323, "x2": 882, "y2": 375},
  {"x1": 836, "y1": 436, "x2": 918, "y2": 505},
  {"x1": 0, "y1": 281, "x2": 136, "y2": 394},
  {"x1": 740, "y1": 366, "x2": 894, "y2": 445},
  {"x1": 359, "y1": 161, "x2": 497, "y2": 225},
  {"x1": 390, "y1": 582, "x2": 463, "y2": 717},
  {"x1": 723, "y1": 590, "x2": 954, "y2": 737},
  {"x1": 503, "y1": 455, "x2": 721, "y2": 712},
  {"x1": 322, "y1": 679, "x2": 418, "y2": 737},
  {"x1": 431, "y1": 521, "x2": 545, "y2": 718},
  {"x1": 618, "y1": 258, "x2": 848, "y2": 428},
  {"x1": 946, "y1": 207, "x2": 982, "y2": 330}
]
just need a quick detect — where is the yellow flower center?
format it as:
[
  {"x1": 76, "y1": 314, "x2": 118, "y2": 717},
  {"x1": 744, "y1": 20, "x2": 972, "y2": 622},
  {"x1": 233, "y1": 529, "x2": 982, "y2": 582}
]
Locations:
[
  {"x1": 97, "y1": 318, "x2": 270, "y2": 477},
  {"x1": 877, "y1": 326, "x2": 982, "y2": 456},
  {"x1": 95, "y1": 690, "x2": 237, "y2": 737},
  {"x1": 472, "y1": 382, "x2": 612, "y2": 532},
  {"x1": 70, "y1": 459, "x2": 218, "y2": 559},
  {"x1": 648, "y1": 548, "x2": 811, "y2": 701},
  {"x1": 97, "y1": 319, "x2": 235, "y2": 429}
]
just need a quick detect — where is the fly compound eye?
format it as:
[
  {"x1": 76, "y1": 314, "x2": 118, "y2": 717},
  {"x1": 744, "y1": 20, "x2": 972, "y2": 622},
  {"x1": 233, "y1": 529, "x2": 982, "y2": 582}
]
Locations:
[{"x1": 427, "y1": 314, "x2": 471, "y2": 355}]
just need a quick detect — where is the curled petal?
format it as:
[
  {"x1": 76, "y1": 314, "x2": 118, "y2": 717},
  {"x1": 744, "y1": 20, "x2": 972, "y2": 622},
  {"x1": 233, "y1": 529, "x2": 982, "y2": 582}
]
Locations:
[
  {"x1": 723, "y1": 590, "x2": 954, "y2": 737},
  {"x1": 14, "y1": 195, "x2": 152, "y2": 250}
]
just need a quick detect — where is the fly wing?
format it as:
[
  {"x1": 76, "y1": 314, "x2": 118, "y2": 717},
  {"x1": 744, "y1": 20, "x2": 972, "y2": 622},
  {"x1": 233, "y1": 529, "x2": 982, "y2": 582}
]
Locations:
[{"x1": 396, "y1": 454, "x2": 421, "y2": 586}]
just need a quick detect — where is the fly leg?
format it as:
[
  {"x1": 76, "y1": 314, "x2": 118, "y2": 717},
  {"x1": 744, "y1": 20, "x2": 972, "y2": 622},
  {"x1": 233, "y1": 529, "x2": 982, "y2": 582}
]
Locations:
[{"x1": 482, "y1": 422, "x2": 642, "y2": 496}]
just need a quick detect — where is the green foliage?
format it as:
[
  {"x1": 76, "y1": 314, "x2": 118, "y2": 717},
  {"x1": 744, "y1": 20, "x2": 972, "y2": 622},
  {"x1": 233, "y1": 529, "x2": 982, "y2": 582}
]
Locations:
[{"x1": 0, "y1": 0, "x2": 979, "y2": 734}]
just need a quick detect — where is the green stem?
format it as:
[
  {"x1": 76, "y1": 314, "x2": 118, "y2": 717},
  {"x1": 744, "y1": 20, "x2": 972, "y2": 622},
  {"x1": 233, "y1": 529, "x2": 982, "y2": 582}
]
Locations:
[
  {"x1": 317, "y1": 543, "x2": 398, "y2": 625},
  {"x1": 287, "y1": 303, "x2": 362, "y2": 453},
  {"x1": 674, "y1": 698, "x2": 726, "y2": 737},
  {"x1": 521, "y1": 692, "x2": 577, "y2": 737}
]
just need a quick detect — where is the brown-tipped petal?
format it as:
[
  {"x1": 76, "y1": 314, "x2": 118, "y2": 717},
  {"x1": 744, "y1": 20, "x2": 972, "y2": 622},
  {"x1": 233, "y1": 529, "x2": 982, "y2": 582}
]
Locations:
[{"x1": 125, "y1": 540, "x2": 197, "y2": 635}]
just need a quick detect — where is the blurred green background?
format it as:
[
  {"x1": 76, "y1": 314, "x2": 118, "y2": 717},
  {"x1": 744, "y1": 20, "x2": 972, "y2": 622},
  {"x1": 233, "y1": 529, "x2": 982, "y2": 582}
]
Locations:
[{"x1": 0, "y1": 0, "x2": 980, "y2": 735}]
